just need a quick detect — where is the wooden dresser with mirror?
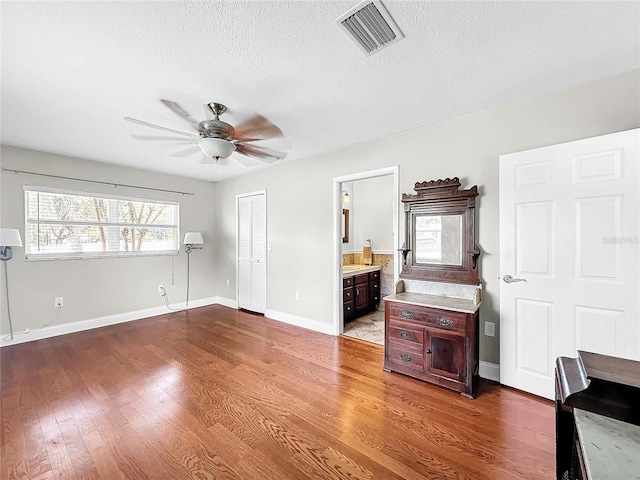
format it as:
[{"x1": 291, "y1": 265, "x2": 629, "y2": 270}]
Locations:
[{"x1": 384, "y1": 178, "x2": 481, "y2": 398}]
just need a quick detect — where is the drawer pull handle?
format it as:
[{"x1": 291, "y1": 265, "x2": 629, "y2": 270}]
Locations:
[
  {"x1": 438, "y1": 317, "x2": 453, "y2": 327},
  {"x1": 399, "y1": 353, "x2": 412, "y2": 362},
  {"x1": 425, "y1": 349, "x2": 432, "y2": 354},
  {"x1": 399, "y1": 311, "x2": 413, "y2": 319},
  {"x1": 399, "y1": 331, "x2": 411, "y2": 340}
]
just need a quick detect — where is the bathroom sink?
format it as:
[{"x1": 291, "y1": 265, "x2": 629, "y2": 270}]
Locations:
[{"x1": 343, "y1": 265, "x2": 366, "y2": 272}]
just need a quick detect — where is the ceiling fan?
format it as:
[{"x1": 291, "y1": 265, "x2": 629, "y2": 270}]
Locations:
[{"x1": 124, "y1": 100, "x2": 288, "y2": 165}]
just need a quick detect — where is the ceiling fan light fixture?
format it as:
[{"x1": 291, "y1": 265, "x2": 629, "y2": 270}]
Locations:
[{"x1": 197, "y1": 137, "x2": 236, "y2": 159}]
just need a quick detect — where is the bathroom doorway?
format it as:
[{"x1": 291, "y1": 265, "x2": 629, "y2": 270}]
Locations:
[{"x1": 332, "y1": 166, "x2": 399, "y2": 342}]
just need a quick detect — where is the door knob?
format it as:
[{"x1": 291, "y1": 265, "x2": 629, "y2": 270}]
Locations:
[{"x1": 503, "y1": 274, "x2": 527, "y2": 283}]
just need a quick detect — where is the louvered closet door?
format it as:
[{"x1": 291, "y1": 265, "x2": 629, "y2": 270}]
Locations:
[{"x1": 238, "y1": 193, "x2": 266, "y2": 313}]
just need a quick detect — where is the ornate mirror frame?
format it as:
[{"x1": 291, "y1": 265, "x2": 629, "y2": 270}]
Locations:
[{"x1": 400, "y1": 177, "x2": 480, "y2": 284}]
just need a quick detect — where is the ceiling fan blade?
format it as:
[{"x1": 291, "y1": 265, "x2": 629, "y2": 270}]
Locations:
[
  {"x1": 247, "y1": 137, "x2": 292, "y2": 151},
  {"x1": 160, "y1": 99, "x2": 201, "y2": 131},
  {"x1": 124, "y1": 116, "x2": 196, "y2": 137},
  {"x1": 233, "y1": 115, "x2": 284, "y2": 142},
  {"x1": 232, "y1": 155, "x2": 259, "y2": 167},
  {"x1": 171, "y1": 146, "x2": 201, "y2": 158},
  {"x1": 132, "y1": 134, "x2": 198, "y2": 142},
  {"x1": 235, "y1": 143, "x2": 286, "y2": 162}
]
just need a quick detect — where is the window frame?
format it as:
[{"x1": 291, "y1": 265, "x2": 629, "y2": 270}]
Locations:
[{"x1": 24, "y1": 186, "x2": 180, "y2": 261}]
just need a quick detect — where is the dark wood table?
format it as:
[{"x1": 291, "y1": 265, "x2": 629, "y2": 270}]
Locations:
[{"x1": 555, "y1": 351, "x2": 640, "y2": 480}]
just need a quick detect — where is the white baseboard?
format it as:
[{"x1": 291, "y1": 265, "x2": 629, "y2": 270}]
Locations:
[
  {"x1": 0, "y1": 296, "x2": 218, "y2": 347},
  {"x1": 264, "y1": 309, "x2": 335, "y2": 336},
  {"x1": 214, "y1": 296, "x2": 239, "y2": 309},
  {"x1": 479, "y1": 361, "x2": 500, "y2": 382}
]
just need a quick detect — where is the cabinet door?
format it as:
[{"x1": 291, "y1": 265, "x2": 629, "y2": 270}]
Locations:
[
  {"x1": 355, "y1": 282, "x2": 369, "y2": 311},
  {"x1": 425, "y1": 329, "x2": 466, "y2": 383}
]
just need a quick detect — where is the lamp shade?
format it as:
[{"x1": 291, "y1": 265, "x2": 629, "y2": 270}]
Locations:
[
  {"x1": 183, "y1": 232, "x2": 204, "y2": 245},
  {"x1": 0, "y1": 229, "x2": 22, "y2": 247},
  {"x1": 197, "y1": 137, "x2": 236, "y2": 159}
]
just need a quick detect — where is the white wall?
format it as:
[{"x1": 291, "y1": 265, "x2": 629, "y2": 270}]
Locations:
[
  {"x1": 0, "y1": 146, "x2": 217, "y2": 341},
  {"x1": 341, "y1": 181, "x2": 353, "y2": 252},
  {"x1": 215, "y1": 69, "x2": 640, "y2": 365},
  {"x1": 351, "y1": 175, "x2": 394, "y2": 253},
  {"x1": 2, "y1": 70, "x2": 638, "y2": 363}
]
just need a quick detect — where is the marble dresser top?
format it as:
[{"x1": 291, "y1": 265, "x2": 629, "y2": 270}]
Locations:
[
  {"x1": 383, "y1": 292, "x2": 480, "y2": 314},
  {"x1": 574, "y1": 409, "x2": 640, "y2": 480}
]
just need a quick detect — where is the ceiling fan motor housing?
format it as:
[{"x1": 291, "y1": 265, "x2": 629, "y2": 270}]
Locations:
[{"x1": 198, "y1": 119, "x2": 235, "y2": 140}]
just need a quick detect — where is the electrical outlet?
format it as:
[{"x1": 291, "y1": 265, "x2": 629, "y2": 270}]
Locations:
[
  {"x1": 158, "y1": 285, "x2": 165, "y2": 296},
  {"x1": 484, "y1": 321, "x2": 495, "y2": 337},
  {"x1": 54, "y1": 297, "x2": 64, "y2": 308},
  {"x1": 295, "y1": 291, "x2": 300, "y2": 300},
  {"x1": 226, "y1": 279, "x2": 230, "y2": 287}
]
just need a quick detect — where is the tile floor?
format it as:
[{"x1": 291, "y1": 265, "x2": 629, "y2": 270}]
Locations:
[{"x1": 342, "y1": 300, "x2": 384, "y2": 346}]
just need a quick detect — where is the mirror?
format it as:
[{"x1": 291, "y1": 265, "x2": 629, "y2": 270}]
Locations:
[
  {"x1": 342, "y1": 209, "x2": 349, "y2": 243},
  {"x1": 401, "y1": 178, "x2": 480, "y2": 284},
  {"x1": 415, "y1": 214, "x2": 463, "y2": 265}
]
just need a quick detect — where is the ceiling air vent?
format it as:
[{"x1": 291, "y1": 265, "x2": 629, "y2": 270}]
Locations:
[{"x1": 335, "y1": 0, "x2": 404, "y2": 56}]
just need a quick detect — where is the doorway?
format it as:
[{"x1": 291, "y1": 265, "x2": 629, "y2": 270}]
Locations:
[{"x1": 333, "y1": 166, "x2": 399, "y2": 338}]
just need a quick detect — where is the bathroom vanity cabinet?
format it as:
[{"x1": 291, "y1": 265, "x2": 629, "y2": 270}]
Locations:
[
  {"x1": 384, "y1": 294, "x2": 479, "y2": 398},
  {"x1": 343, "y1": 267, "x2": 380, "y2": 322}
]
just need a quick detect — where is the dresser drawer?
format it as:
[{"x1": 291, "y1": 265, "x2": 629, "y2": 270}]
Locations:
[
  {"x1": 369, "y1": 279, "x2": 380, "y2": 292},
  {"x1": 343, "y1": 276, "x2": 354, "y2": 288},
  {"x1": 423, "y1": 309, "x2": 466, "y2": 332},
  {"x1": 355, "y1": 273, "x2": 369, "y2": 285},
  {"x1": 369, "y1": 270, "x2": 380, "y2": 281},
  {"x1": 387, "y1": 302, "x2": 466, "y2": 332},
  {"x1": 387, "y1": 319, "x2": 424, "y2": 349},
  {"x1": 387, "y1": 345, "x2": 424, "y2": 373}
]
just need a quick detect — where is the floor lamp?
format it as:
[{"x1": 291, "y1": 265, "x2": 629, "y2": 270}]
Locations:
[
  {"x1": 183, "y1": 232, "x2": 204, "y2": 309},
  {"x1": 1, "y1": 229, "x2": 23, "y2": 340}
]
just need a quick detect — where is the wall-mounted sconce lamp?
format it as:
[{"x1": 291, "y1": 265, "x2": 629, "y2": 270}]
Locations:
[
  {"x1": 1, "y1": 229, "x2": 23, "y2": 340},
  {"x1": 342, "y1": 190, "x2": 350, "y2": 203},
  {"x1": 183, "y1": 232, "x2": 204, "y2": 309}
]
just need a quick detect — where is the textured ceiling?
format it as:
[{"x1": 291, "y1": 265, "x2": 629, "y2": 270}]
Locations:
[{"x1": 2, "y1": 1, "x2": 639, "y2": 182}]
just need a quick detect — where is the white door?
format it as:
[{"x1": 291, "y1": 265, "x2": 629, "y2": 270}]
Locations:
[
  {"x1": 238, "y1": 192, "x2": 266, "y2": 313},
  {"x1": 500, "y1": 129, "x2": 639, "y2": 399}
]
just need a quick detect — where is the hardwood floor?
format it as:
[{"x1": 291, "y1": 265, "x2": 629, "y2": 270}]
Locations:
[{"x1": 1, "y1": 305, "x2": 555, "y2": 480}]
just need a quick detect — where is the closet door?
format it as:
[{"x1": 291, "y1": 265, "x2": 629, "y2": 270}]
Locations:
[{"x1": 238, "y1": 192, "x2": 266, "y2": 313}]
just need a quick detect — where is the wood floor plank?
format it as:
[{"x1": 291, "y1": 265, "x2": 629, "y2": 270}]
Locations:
[{"x1": 1, "y1": 304, "x2": 555, "y2": 479}]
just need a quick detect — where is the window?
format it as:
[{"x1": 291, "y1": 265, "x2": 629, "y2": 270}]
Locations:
[{"x1": 24, "y1": 186, "x2": 179, "y2": 260}]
